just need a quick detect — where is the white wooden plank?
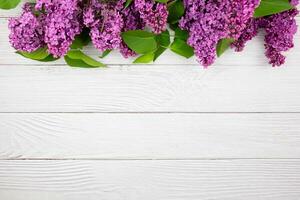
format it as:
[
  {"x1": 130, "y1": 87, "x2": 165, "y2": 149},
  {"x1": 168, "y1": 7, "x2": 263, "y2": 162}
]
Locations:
[
  {"x1": 1, "y1": 113, "x2": 300, "y2": 159},
  {"x1": 0, "y1": 160, "x2": 300, "y2": 200},
  {"x1": 1, "y1": 65, "x2": 300, "y2": 112},
  {"x1": 0, "y1": 18, "x2": 299, "y2": 66}
]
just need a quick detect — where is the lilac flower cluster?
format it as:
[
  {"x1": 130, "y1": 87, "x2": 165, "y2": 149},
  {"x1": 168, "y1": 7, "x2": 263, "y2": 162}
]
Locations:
[
  {"x1": 8, "y1": 0, "x2": 168, "y2": 58},
  {"x1": 35, "y1": 0, "x2": 83, "y2": 57},
  {"x1": 84, "y1": 0, "x2": 168, "y2": 57},
  {"x1": 135, "y1": 0, "x2": 168, "y2": 34},
  {"x1": 9, "y1": 0, "x2": 83, "y2": 57},
  {"x1": 179, "y1": 0, "x2": 260, "y2": 67},
  {"x1": 232, "y1": 0, "x2": 299, "y2": 66},
  {"x1": 83, "y1": 0, "x2": 124, "y2": 53},
  {"x1": 120, "y1": 3, "x2": 146, "y2": 58},
  {"x1": 9, "y1": 4, "x2": 44, "y2": 52},
  {"x1": 8, "y1": 0, "x2": 298, "y2": 67}
]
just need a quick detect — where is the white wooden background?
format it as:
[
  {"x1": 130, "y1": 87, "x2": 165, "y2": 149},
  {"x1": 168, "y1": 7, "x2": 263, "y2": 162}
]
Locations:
[{"x1": 1, "y1": 3, "x2": 300, "y2": 199}]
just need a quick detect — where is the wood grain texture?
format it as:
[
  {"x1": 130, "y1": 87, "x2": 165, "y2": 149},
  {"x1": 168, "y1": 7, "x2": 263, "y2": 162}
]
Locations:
[
  {"x1": 0, "y1": 17, "x2": 299, "y2": 66},
  {"x1": 1, "y1": 113, "x2": 300, "y2": 159},
  {"x1": 1, "y1": 65, "x2": 300, "y2": 112},
  {"x1": 0, "y1": 160, "x2": 300, "y2": 200},
  {"x1": 1, "y1": 4, "x2": 300, "y2": 200}
]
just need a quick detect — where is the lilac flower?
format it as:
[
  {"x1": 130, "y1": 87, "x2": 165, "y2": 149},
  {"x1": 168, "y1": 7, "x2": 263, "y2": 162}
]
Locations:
[
  {"x1": 8, "y1": 0, "x2": 298, "y2": 67},
  {"x1": 36, "y1": 0, "x2": 83, "y2": 57},
  {"x1": 83, "y1": 0, "x2": 124, "y2": 53},
  {"x1": 231, "y1": 18, "x2": 260, "y2": 52},
  {"x1": 226, "y1": 0, "x2": 261, "y2": 39},
  {"x1": 232, "y1": 0, "x2": 299, "y2": 66},
  {"x1": 8, "y1": 3, "x2": 44, "y2": 52},
  {"x1": 134, "y1": 0, "x2": 168, "y2": 34},
  {"x1": 179, "y1": 0, "x2": 260, "y2": 67},
  {"x1": 119, "y1": 2, "x2": 145, "y2": 58},
  {"x1": 290, "y1": 0, "x2": 299, "y2": 6},
  {"x1": 119, "y1": 0, "x2": 168, "y2": 57},
  {"x1": 264, "y1": 9, "x2": 299, "y2": 66}
]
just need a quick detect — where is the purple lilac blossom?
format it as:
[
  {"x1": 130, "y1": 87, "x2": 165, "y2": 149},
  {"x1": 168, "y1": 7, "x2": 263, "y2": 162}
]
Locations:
[
  {"x1": 264, "y1": 8, "x2": 299, "y2": 66},
  {"x1": 179, "y1": 0, "x2": 260, "y2": 67},
  {"x1": 83, "y1": 0, "x2": 124, "y2": 53},
  {"x1": 84, "y1": 0, "x2": 167, "y2": 57},
  {"x1": 231, "y1": 18, "x2": 260, "y2": 52},
  {"x1": 35, "y1": 0, "x2": 83, "y2": 57},
  {"x1": 9, "y1": 0, "x2": 298, "y2": 66},
  {"x1": 119, "y1": 2, "x2": 146, "y2": 58},
  {"x1": 8, "y1": 3, "x2": 44, "y2": 52},
  {"x1": 134, "y1": 0, "x2": 168, "y2": 34},
  {"x1": 120, "y1": 0, "x2": 168, "y2": 57},
  {"x1": 232, "y1": 0, "x2": 299, "y2": 66},
  {"x1": 290, "y1": 0, "x2": 299, "y2": 6}
]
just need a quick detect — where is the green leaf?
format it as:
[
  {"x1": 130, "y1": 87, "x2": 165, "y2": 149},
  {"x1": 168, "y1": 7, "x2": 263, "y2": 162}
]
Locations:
[
  {"x1": 174, "y1": 27, "x2": 189, "y2": 41},
  {"x1": 66, "y1": 50, "x2": 106, "y2": 68},
  {"x1": 38, "y1": 54, "x2": 59, "y2": 62},
  {"x1": 154, "y1": 0, "x2": 168, "y2": 3},
  {"x1": 156, "y1": 30, "x2": 171, "y2": 48},
  {"x1": 65, "y1": 56, "x2": 97, "y2": 68},
  {"x1": 124, "y1": 0, "x2": 133, "y2": 8},
  {"x1": 70, "y1": 37, "x2": 85, "y2": 50},
  {"x1": 121, "y1": 30, "x2": 158, "y2": 54},
  {"x1": 169, "y1": 23, "x2": 179, "y2": 31},
  {"x1": 16, "y1": 47, "x2": 50, "y2": 61},
  {"x1": 0, "y1": 0, "x2": 21, "y2": 10},
  {"x1": 99, "y1": 50, "x2": 112, "y2": 58},
  {"x1": 154, "y1": 47, "x2": 167, "y2": 61},
  {"x1": 152, "y1": 30, "x2": 170, "y2": 61},
  {"x1": 70, "y1": 29, "x2": 91, "y2": 50},
  {"x1": 170, "y1": 38, "x2": 194, "y2": 58},
  {"x1": 254, "y1": 0, "x2": 293, "y2": 18},
  {"x1": 133, "y1": 53, "x2": 155, "y2": 63},
  {"x1": 167, "y1": 0, "x2": 185, "y2": 24},
  {"x1": 216, "y1": 38, "x2": 234, "y2": 57},
  {"x1": 170, "y1": 27, "x2": 194, "y2": 58}
]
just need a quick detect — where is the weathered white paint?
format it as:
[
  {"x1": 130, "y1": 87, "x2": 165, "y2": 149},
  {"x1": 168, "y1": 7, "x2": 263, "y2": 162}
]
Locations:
[
  {"x1": 1, "y1": 113, "x2": 300, "y2": 159},
  {"x1": 1, "y1": 160, "x2": 300, "y2": 200},
  {"x1": 1, "y1": 3, "x2": 300, "y2": 200},
  {"x1": 1, "y1": 65, "x2": 300, "y2": 112}
]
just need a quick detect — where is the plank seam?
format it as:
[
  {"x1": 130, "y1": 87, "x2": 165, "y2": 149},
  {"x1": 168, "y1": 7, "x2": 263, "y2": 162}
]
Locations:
[
  {"x1": 1, "y1": 112, "x2": 300, "y2": 114},
  {"x1": 1, "y1": 158, "x2": 300, "y2": 161},
  {"x1": 0, "y1": 64, "x2": 275, "y2": 67}
]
